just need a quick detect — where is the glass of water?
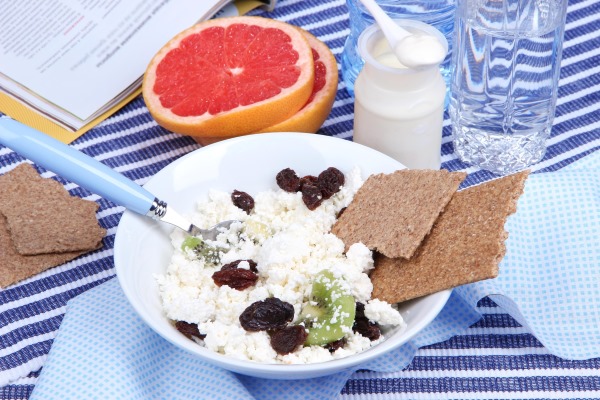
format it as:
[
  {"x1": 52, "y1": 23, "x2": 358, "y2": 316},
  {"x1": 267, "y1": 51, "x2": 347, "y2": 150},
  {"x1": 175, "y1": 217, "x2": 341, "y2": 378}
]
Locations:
[
  {"x1": 449, "y1": 0, "x2": 568, "y2": 175},
  {"x1": 341, "y1": 0, "x2": 456, "y2": 100}
]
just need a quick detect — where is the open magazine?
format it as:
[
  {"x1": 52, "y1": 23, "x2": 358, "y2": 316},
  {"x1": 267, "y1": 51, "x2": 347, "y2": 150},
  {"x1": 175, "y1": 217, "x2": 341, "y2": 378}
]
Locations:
[{"x1": 0, "y1": 0, "x2": 276, "y2": 143}]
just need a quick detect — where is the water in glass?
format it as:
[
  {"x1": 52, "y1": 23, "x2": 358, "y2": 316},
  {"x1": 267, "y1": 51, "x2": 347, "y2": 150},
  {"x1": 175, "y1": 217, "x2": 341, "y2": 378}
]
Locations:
[{"x1": 449, "y1": 0, "x2": 568, "y2": 174}]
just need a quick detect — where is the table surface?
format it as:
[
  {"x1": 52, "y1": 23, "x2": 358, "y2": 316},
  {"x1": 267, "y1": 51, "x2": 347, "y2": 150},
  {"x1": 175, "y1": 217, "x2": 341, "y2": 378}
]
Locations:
[{"x1": 1, "y1": 0, "x2": 599, "y2": 398}]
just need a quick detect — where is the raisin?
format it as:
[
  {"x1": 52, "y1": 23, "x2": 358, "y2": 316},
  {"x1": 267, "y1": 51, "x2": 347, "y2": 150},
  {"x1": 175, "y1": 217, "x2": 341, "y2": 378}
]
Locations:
[
  {"x1": 231, "y1": 190, "x2": 254, "y2": 214},
  {"x1": 352, "y1": 302, "x2": 381, "y2": 341},
  {"x1": 317, "y1": 167, "x2": 345, "y2": 199},
  {"x1": 239, "y1": 297, "x2": 294, "y2": 332},
  {"x1": 276, "y1": 168, "x2": 301, "y2": 192},
  {"x1": 325, "y1": 338, "x2": 346, "y2": 353},
  {"x1": 301, "y1": 183, "x2": 323, "y2": 210},
  {"x1": 221, "y1": 259, "x2": 258, "y2": 273},
  {"x1": 212, "y1": 268, "x2": 258, "y2": 290},
  {"x1": 175, "y1": 321, "x2": 206, "y2": 340},
  {"x1": 270, "y1": 325, "x2": 308, "y2": 355},
  {"x1": 299, "y1": 175, "x2": 318, "y2": 190}
]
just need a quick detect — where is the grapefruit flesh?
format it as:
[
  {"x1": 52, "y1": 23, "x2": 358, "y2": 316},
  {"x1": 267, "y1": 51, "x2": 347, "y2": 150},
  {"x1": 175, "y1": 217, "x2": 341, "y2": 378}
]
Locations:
[
  {"x1": 143, "y1": 16, "x2": 314, "y2": 139},
  {"x1": 260, "y1": 30, "x2": 338, "y2": 134}
]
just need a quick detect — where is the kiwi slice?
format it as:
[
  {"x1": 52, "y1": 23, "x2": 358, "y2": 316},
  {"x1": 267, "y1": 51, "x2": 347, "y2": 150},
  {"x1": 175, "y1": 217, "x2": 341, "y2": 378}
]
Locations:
[
  {"x1": 299, "y1": 270, "x2": 356, "y2": 346},
  {"x1": 181, "y1": 236, "x2": 223, "y2": 265}
]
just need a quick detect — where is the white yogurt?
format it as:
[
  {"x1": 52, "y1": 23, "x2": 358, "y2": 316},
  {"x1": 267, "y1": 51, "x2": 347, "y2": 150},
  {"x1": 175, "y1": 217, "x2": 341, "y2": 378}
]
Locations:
[
  {"x1": 353, "y1": 20, "x2": 447, "y2": 170},
  {"x1": 394, "y1": 33, "x2": 447, "y2": 69}
]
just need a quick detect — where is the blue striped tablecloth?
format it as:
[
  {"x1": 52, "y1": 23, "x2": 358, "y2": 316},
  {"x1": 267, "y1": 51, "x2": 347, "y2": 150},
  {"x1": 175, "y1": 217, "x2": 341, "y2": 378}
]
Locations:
[{"x1": 1, "y1": 0, "x2": 599, "y2": 398}]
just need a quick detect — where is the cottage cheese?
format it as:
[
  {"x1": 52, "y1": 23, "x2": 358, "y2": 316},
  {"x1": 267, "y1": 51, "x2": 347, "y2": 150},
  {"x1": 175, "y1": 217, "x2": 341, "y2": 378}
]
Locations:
[{"x1": 155, "y1": 167, "x2": 406, "y2": 364}]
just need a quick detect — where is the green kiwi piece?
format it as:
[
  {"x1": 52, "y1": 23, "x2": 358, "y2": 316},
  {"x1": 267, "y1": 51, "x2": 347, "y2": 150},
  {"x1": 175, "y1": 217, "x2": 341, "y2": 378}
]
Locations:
[
  {"x1": 181, "y1": 236, "x2": 222, "y2": 265},
  {"x1": 300, "y1": 270, "x2": 356, "y2": 346}
]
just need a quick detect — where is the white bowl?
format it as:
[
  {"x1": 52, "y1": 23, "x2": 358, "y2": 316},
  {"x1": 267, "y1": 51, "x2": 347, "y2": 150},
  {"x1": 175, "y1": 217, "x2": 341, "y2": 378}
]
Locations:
[{"x1": 114, "y1": 132, "x2": 451, "y2": 380}]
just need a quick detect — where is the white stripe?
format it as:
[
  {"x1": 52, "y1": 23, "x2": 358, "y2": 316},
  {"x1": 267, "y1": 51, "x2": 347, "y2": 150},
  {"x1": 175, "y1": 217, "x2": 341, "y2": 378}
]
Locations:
[
  {"x1": 441, "y1": 138, "x2": 600, "y2": 174},
  {"x1": 0, "y1": 355, "x2": 47, "y2": 387},
  {"x1": 566, "y1": 0, "x2": 599, "y2": 13},
  {"x1": 562, "y1": 40, "x2": 600, "y2": 67},
  {"x1": 530, "y1": 138, "x2": 600, "y2": 171},
  {"x1": 26, "y1": 141, "x2": 198, "y2": 195},
  {"x1": 0, "y1": 267, "x2": 115, "y2": 353},
  {"x1": 554, "y1": 103, "x2": 600, "y2": 126},
  {"x1": 565, "y1": 12, "x2": 600, "y2": 35},
  {"x1": 277, "y1": 0, "x2": 345, "y2": 23},
  {"x1": 96, "y1": 205, "x2": 126, "y2": 220},
  {"x1": 0, "y1": 307, "x2": 66, "y2": 337},
  {"x1": 0, "y1": 331, "x2": 56, "y2": 359},
  {"x1": 5, "y1": 376, "x2": 38, "y2": 386},
  {"x1": 560, "y1": 63, "x2": 600, "y2": 86},
  {"x1": 0, "y1": 251, "x2": 114, "y2": 313},
  {"x1": 100, "y1": 105, "x2": 148, "y2": 126},
  {"x1": 556, "y1": 82, "x2": 600, "y2": 106}
]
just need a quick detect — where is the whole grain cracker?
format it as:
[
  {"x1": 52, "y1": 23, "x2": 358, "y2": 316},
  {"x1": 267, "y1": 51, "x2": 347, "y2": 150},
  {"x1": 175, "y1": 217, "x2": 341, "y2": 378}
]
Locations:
[
  {"x1": 331, "y1": 169, "x2": 466, "y2": 259},
  {"x1": 370, "y1": 170, "x2": 530, "y2": 304},
  {"x1": 0, "y1": 214, "x2": 90, "y2": 288},
  {"x1": 0, "y1": 164, "x2": 106, "y2": 255}
]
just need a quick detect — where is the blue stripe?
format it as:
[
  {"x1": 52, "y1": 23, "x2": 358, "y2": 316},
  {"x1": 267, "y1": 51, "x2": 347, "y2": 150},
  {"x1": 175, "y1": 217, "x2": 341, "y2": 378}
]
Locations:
[
  {"x1": 469, "y1": 313, "x2": 523, "y2": 329},
  {"x1": 0, "y1": 341, "x2": 53, "y2": 374},
  {"x1": 0, "y1": 316, "x2": 63, "y2": 353},
  {"x1": 0, "y1": 385, "x2": 34, "y2": 400},
  {"x1": 422, "y1": 333, "x2": 545, "y2": 350},
  {"x1": 342, "y1": 376, "x2": 600, "y2": 394},
  {"x1": 0, "y1": 257, "x2": 113, "y2": 307},
  {"x1": 404, "y1": 354, "x2": 600, "y2": 371}
]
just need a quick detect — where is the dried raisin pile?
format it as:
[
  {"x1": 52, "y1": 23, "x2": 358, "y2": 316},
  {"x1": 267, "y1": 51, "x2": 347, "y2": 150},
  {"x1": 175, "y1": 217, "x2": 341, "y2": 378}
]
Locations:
[
  {"x1": 221, "y1": 259, "x2": 258, "y2": 272},
  {"x1": 212, "y1": 268, "x2": 258, "y2": 290},
  {"x1": 274, "y1": 167, "x2": 345, "y2": 210},
  {"x1": 239, "y1": 297, "x2": 294, "y2": 332},
  {"x1": 270, "y1": 325, "x2": 308, "y2": 355},
  {"x1": 299, "y1": 175, "x2": 318, "y2": 189},
  {"x1": 231, "y1": 190, "x2": 254, "y2": 214},
  {"x1": 325, "y1": 338, "x2": 346, "y2": 353},
  {"x1": 175, "y1": 321, "x2": 206, "y2": 340},
  {"x1": 276, "y1": 168, "x2": 301, "y2": 192},
  {"x1": 317, "y1": 167, "x2": 345, "y2": 199},
  {"x1": 301, "y1": 183, "x2": 323, "y2": 210},
  {"x1": 352, "y1": 302, "x2": 381, "y2": 341}
]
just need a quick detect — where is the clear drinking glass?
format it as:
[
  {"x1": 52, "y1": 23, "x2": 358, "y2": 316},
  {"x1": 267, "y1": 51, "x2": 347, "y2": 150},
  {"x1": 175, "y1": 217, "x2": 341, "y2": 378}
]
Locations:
[
  {"x1": 449, "y1": 0, "x2": 568, "y2": 175},
  {"x1": 341, "y1": 0, "x2": 456, "y2": 99}
]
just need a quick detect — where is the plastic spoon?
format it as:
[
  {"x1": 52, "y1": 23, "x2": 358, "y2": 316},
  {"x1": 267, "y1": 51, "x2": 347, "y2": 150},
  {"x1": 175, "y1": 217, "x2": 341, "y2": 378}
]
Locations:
[
  {"x1": 359, "y1": 0, "x2": 446, "y2": 68},
  {"x1": 0, "y1": 118, "x2": 235, "y2": 240}
]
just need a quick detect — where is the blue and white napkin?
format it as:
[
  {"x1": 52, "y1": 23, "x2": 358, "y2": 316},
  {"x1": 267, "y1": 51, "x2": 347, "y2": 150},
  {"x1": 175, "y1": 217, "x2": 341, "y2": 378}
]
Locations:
[{"x1": 30, "y1": 152, "x2": 600, "y2": 399}]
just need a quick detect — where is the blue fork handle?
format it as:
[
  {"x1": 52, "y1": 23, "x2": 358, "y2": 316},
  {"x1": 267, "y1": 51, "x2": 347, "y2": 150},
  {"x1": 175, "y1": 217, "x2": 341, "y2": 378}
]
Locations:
[{"x1": 0, "y1": 118, "x2": 155, "y2": 215}]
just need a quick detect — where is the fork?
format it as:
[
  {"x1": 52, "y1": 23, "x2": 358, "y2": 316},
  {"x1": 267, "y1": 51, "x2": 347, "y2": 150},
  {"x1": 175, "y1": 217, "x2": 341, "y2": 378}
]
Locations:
[{"x1": 0, "y1": 118, "x2": 236, "y2": 241}]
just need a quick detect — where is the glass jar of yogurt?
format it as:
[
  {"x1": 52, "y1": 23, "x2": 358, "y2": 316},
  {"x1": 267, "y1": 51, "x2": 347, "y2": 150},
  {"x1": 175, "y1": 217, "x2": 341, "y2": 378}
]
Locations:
[{"x1": 352, "y1": 20, "x2": 447, "y2": 170}]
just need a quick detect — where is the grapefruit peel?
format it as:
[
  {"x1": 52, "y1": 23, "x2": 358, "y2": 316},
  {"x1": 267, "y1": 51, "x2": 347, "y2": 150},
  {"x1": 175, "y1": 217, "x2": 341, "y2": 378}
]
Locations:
[{"x1": 260, "y1": 29, "x2": 338, "y2": 135}]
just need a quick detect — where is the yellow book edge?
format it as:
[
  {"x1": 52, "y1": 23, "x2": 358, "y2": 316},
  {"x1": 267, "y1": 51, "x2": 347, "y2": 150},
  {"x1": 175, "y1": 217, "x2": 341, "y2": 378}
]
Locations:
[{"x1": 0, "y1": 0, "x2": 269, "y2": 145}]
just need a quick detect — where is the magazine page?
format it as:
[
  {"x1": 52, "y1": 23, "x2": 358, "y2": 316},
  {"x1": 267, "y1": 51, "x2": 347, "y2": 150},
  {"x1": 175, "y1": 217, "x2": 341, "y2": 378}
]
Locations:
[{"x1": 0, "y1": 0, "x2": 228, "y2": 126}]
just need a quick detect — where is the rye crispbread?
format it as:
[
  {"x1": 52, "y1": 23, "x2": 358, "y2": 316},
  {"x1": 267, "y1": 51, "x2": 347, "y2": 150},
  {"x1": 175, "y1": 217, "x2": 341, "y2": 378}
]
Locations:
[
  {"x1": 370, "y1": 170, "x2": 529, "y2": 304},
  {"x1": 0, "y1": 214, "x2": 88, "y2": 287},
  {"x1": 0, "y1": 163, "x2": 105, "y2": 255},
  {"x1": 331, "y1": 170, "x2": 466, "y2": 259}
]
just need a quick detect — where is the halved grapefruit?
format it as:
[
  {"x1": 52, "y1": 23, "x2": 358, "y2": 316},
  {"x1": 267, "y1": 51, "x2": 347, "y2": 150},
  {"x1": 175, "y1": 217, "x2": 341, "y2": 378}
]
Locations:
[
  {"x1": 259, "y1": 30, "x2": 338, "y2": 134},
  {"x1": 143, "y1": 16, "x2": 314, "y2": 140}
]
